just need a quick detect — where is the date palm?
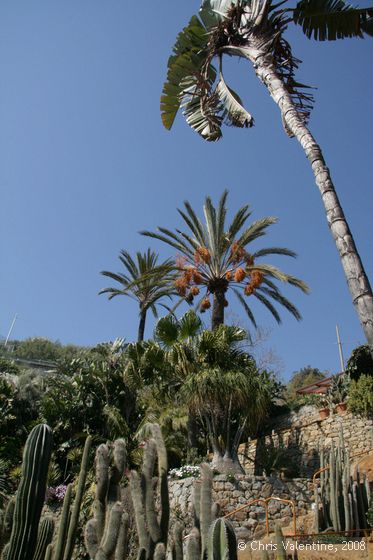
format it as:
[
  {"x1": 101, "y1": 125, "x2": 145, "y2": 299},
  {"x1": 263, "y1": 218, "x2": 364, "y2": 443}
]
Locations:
[
  {"x1": 99, "y1": 249, "x2": 176, "y2": 342},
  {"x1": 161, "y1": 0, "x2": 373, "y2": 353},
  {"x1": 142, "y1": 191, "x2": 308, "y2": 330}
]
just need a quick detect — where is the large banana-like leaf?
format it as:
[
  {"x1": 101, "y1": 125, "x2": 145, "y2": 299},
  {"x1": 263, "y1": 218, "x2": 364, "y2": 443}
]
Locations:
[
  {"x1": 293, "y1": 0, "x2": 373, "y2": 40},
  {"x1": 215, "y1": 69, "x2": 254, "y2": 128},
  {"x1": 182, "y1": 93, "x2": 222, "y2": 141},
  {"x1": 161, "y1": 16, "x2": 214, "y2": 130},
  {"x1": 199, "y1": 0, "x2": 238, "y2": 28}
]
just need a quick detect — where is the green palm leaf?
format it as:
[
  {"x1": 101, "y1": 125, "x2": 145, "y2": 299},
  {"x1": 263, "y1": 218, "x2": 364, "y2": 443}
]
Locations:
[{"x1": 293, "y1": 0, "x2": 373, "y2": 39}]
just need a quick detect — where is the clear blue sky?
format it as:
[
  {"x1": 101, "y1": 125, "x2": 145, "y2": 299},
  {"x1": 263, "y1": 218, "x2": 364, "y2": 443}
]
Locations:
[{"x1": 1, "y1": 1, "x2": 372, "y2": 380}]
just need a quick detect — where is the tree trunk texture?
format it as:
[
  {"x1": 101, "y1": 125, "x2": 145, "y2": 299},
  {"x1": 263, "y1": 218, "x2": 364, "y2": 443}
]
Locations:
[
  {"x1": 212, "y1": 289, "x2": 225, "y2": 330},
  {"x1": 211, "y1": 451, "x2": 245, "y2": 474},
  {"x1": 240, "y1": 43, "x2": 373, "y2": 355},
  {"x1": 138, "y1": 309, "x2": 147, "y2": 342}
]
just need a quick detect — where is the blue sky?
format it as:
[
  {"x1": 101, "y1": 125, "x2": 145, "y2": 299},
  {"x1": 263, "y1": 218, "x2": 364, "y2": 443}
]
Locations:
[{"x1": 0, "y1": 1, "x2": 372, "y2": 381}]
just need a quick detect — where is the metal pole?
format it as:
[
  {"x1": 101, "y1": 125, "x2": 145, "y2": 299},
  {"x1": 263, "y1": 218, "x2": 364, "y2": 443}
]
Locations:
[
  {"x1": 336, "y1": 325, "x2": 345, "y2": 372},
  {"x1": 5, "y1": 313, "x2": 18, "y2": 347}
]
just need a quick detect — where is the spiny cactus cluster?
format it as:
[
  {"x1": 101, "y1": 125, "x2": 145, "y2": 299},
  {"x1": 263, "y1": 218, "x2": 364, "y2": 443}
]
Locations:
[
  {"x1": 84, "y1": 438, "x2": 129, "y2": 559},
  {"x1": 0, "y1": 424, "x2": 91, "y2": 560},
  {"x1": 0, "y1": 423, "x2": 241, "y2": 560},
  {"x1": 315, "y1": 431, "x2": 371, "y2": 533}
]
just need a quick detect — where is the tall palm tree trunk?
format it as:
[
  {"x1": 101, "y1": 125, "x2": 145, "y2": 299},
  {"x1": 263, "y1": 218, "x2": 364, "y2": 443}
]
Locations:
[
  {"x1": 138, "y1": 309, "x2": 147, "y2": 342},
  {"x1": 243, "y1": 46, "x2": 373, "y2": 354},
  {"x1": 212, "y1": 290, "x2": 226, "y2": 329}
]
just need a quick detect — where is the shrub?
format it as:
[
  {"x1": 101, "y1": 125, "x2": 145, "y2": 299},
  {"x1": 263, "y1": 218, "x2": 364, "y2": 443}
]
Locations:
[{"x1": 347, "y1": 374, "x2": 373, "y2": 418}]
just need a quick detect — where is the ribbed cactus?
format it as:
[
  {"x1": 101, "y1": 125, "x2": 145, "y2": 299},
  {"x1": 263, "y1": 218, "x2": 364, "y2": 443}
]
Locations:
[
  {"x1": 317, "y1": 432, "x2": 371, "y2": 534},
  {"x1": 207, "y1": 518, "x2": 237, "y2": 560},
  {"x1": 32, "y1": 516, "x2": 54, "y2": 560},
  {"x1": 84, "y1": 439, "x2": 128, "y2": 560},
  {"x1": 6, "y1": 424, "x2": 53, "y2": 560},
  {"x1": 129, "y1": 424, "x2": 169, "y2": 560}
]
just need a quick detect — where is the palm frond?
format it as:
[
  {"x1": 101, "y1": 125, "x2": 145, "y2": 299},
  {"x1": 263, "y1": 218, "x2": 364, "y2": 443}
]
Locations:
[
  {"x1": 253, "y1": 247, "x2": 297, "y2": 258},
  {"x1": 253, "y1": 291, "x2": 282, "y2": 323},
  {"x1": 255, "y1": 263, "x2": 310, "y2": 293},
  {"x1": 233, "y1": 288, "x2": 258, "y2": 328},
  {"x1": 183, "y1": 200, "x2": 208, "y2": 244},
  {"x1": 238, "y1": 217, "x2": 278, "y2": 246},
  {"x1": 141, "y1": 230, "x2": 192, "y2": 255},
  {"x1": 258, "y1": 286, "x2": 302, "y2": 320},
  {"x1": 293, "y1": 0, "x2": 373, "y2": 40}
]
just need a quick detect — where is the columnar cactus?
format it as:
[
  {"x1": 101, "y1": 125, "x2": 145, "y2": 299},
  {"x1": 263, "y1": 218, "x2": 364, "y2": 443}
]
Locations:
[
  {"x1": 32, "y1": 516, "x2": 54, "y2": 560},
  {"x1": 317, "y1": 432, "x2": 370, "y2": 534},
  {"x1": 207, "y1": 518, "x2": 237, "y2": 560},
  {"x1": 84, "y1": 439, "x2": 128, "y2": 560},
  {"x1": 129, "y1": 424, "x2": 169, "y2": 559},
  {"x1": 6, "y1": 424, "x2": 53, "y2": 560}
]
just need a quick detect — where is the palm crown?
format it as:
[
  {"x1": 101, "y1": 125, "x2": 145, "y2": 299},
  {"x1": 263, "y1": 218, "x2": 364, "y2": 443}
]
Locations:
[
  {"x1": 142, "y1": 191, "x2": 308, "y2": 330},
  {"x1": 99, "y1": 249, "x2": 177, "y2": 342},
  {"x1": 161, "y1": 0, "x2": 372, "y2": 141}
]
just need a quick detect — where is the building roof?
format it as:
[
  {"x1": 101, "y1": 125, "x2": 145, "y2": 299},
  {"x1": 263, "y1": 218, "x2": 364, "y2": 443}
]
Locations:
[{"x1": 296, "y1": 372, "x2": 343, "y2": 395}]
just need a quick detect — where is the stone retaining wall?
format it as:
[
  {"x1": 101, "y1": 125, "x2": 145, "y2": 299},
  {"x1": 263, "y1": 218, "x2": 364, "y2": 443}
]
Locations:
[
  {"x1": 169, "y1": 474, "x2": 314, "y2": 539},
  {"x1": 238, "y1": 406, "x2": 373, "y2": 477}
]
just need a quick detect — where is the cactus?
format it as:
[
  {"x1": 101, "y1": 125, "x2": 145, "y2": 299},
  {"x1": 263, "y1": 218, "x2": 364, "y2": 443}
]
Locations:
[
  {"x1": 32, "y1": 516, "x2": 54, "y2": 560},
  {"x1": 317, "y1": 432, "x2": 371, "y2": 535},
  {"x1": 171, "y1": 521, "x2": 183, "y2": 560},
  {"x1": 186, "y1": 528, "x2": 200, "y2": 560},
  {"x1": 6, "y1": 424, "x2": 53, "y2": 560},
  {"x1": 84, "y1": 439, "x2": 128, "y2": 560},
  {"x1": 128, "y1": 424, "x2": 169, "y2": 559},
  {"x1": 207, "y1": 518, "x2": 237, "y2": 560},
  {"x1": 275, "y1": 525, "x2": 286, "y2": 560},
  {"x1": 52, "y1": 483, "x2": 73, "y2": 560},
  {"x1": 200, "y1": 465, "x2": 212, "y2": 558}
]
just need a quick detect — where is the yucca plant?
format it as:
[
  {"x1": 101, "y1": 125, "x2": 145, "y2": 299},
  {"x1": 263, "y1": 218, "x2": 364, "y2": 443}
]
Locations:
[
  {"x1": 161, "y1": 0, "x2": 373, "y2": 354},
  {"x1": 142, "y1": 191, "x2": 308, "y2": 330}
]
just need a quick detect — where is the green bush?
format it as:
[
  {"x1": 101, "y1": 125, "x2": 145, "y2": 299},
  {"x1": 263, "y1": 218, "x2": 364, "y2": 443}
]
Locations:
[
  {"x1": 347, "y1": 374, "x2": 373, "y2": 418},
  {"x1": 346, "y1": 344, "x2": 373, "y2": 379}
]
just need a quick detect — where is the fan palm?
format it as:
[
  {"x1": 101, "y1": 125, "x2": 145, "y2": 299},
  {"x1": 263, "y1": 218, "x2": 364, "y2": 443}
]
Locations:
[
  {"x1": 142, "y1": 191, "x2": 308, "y2": 330},
  {"x1": 161, "y1": 0, "x2": 373, "y2": 354},
  {"x1": 99, "y1": 249, "x2": 177, "y2": 342}
]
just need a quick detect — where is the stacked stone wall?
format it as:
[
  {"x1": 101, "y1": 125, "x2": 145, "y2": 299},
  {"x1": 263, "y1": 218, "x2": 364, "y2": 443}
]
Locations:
[
  {"x1": 238, "y1": 406, "x2": 373, "y2": 477},
  {"x1": 169, "y1": 474, "x2": 314, "y2": 538}
]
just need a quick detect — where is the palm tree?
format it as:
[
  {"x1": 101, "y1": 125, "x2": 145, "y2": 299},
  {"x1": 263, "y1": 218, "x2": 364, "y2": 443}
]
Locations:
[
  {"x1": 161, "y1": 0, "x2": 373, "y2": 354},
  {"x1": 142, "y1": 191, "x2": 308, "y2": 330},
  {"x1": 99, "y1": 249, "x2": 177, "y2": 342}
]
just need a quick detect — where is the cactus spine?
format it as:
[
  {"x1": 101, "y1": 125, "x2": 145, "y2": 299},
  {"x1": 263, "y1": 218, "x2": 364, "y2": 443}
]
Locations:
[{"x1": 6, "y1": 424, "x2": 53, "y2": 560}]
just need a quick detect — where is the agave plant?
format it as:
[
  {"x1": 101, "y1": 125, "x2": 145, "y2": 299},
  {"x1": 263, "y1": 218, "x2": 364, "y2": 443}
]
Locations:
[{"x1": 161, "y1": 0, "x2": 373, "y2": 355}]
